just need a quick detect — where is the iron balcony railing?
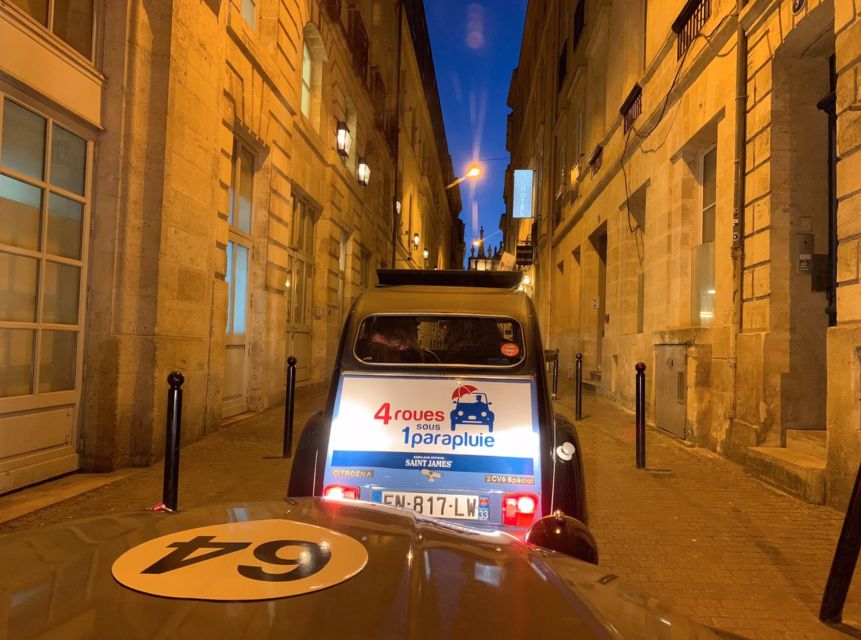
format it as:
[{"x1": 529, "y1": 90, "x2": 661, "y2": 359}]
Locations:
[
  {"x1": 672, "y1": 0, "x2": 711, "y2": 59},
  {"x1": 620, "y1": 84, "x2": 643, "y2": 133}
]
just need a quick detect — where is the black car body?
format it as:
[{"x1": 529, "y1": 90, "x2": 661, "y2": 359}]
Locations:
[
  {"x1": 0, "y1": 498, "x2": 728, "y2": 639},
  {"x1": 289, "y1": 270, "x2": 588, "y2": 543}
]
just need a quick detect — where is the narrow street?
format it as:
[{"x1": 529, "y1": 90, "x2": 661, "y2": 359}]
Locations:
[{"x1": 1, "y1": 386, "x2": 857, "y2": 639}]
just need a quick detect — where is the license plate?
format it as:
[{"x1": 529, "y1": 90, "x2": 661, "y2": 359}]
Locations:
[{"x1": 374, "y1": 491, "x2": 480, "y2": 519}]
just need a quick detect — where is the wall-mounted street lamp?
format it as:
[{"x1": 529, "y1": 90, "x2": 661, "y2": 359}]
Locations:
[
  {"x1": 422, "y1": 248, "x2": 429, "y2": 259},
  {"x1": 446, "y1": 163, "x2": 482, "y2": 190},
  {"x1": 336, "y1": 121, "x2": 352, "y2": 157},
  {"x1": 412, "y1": 233, "x2": 420, "y2": 249},
  {"x1": 357, "y1": 158, "x2": 370, "y2": 186}
]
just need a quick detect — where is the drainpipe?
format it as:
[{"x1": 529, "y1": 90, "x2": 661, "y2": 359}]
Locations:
[{"x1": 729, "y1": 0, "x2": 748, "y2": 426}]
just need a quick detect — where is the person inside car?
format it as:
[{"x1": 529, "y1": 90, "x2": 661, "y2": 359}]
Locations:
[
  {"x1": 443, "y1": 317, "x2": 509, "y2": 365},
  {"x1": 357, "y1": 316, "x2": 424, "y2": 363}
]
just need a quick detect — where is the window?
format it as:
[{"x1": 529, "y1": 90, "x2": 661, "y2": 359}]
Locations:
[
  {"x1": 241, "y1": 0, "x2": 256, "y2": 28},
  {"x1": 301, "y1": 25, "x2": 326, "y2": 130},
  {"x1": 9, "y1": 0, "x2": 94, "y2": 58},
  {"x1": 226, "y1": 141, "x2": 254, "y2": 336},
  {"x1": 558, "y1": 39, "x2": 568, "y2": 91},
  {"x1": 301, "y1": 43, "x2": 312, "y2": 118},
  {"x1": 287, "y1": 196, "x2": 316, "y2": 327},
  {"x1": 691, "y1": 145, "x2": 716, "y2": 326},
  {"x1": 701, "y1": 146, "x2": 716, "y2": 243},
  {"x1": 0, "y1": 98, "x2": 89, "y2": 397},
  {"x1": 355, "y1": 316, "x2": 525, "y2": 367},
  {"x1": 572, "y1": 0, "x2": 585, "y2": 51}
]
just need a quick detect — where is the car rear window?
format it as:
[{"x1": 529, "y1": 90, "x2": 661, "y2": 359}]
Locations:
[{"x1": 354, "y1": 315, "x2": 525, "y2": 366}]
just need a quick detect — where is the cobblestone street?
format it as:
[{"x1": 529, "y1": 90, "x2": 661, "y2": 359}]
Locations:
[
  {"x1": 1, "y1": 386, "x2": 859, "y2": 639},
  {"x1": 557, "y1": 392, "x2": 861, "y2": 639}
]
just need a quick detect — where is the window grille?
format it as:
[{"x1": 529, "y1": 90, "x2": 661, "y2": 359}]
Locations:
[
  {"x1": 620, "y1": 84, "x2": 643, "y2": 133},
  {"x1": 672, "y1": 0, "x2": 711, "y2": 60}
]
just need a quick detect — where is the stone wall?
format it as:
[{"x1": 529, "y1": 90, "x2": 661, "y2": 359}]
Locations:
[
  {"x1": 828, "y1": 0, "x2": 861, "y2": 508},
  {"x1": 79, "y1": 0, "x2": 459, "y2": 471}
]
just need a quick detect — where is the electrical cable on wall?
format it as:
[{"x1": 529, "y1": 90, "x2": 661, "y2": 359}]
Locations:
[{"x1": 618, "y1": 9, "x2": 738, "y2": 267}]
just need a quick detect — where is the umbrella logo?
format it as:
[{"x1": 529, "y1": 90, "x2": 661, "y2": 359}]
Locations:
[
  {"x1": 450, "y1": 384, "x2": 495, "y2": 433},
  {"x1": 451, "y1": 384, "x2": 478, "y2": 400}
]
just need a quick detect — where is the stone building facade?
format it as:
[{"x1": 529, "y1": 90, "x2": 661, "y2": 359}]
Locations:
[
  {"x1": 504, "y1": 0, "x2": 861, "y2": 506},
  {"x1": 0, "y1": 0, "x2": 461, "y2": 492}
]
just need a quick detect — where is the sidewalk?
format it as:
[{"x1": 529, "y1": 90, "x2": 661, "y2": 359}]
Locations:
[
  {"x1": 0, "y1": 384, "x2": 328, "y2": 533},
  {"x1": 557, "y1": 391, "x2": 861, "y2": 639},
  {"x1": 1, "y1": 384, "x2": 859, "y2": 638}
]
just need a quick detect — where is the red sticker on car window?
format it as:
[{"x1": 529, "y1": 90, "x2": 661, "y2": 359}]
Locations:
[{"x1": 501, "y1": 343, "x2": 519, "y2": 357}]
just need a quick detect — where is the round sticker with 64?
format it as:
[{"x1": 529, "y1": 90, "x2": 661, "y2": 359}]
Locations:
[{"x1": 112, "y1": 519, "x2": 368, "y2": 601}]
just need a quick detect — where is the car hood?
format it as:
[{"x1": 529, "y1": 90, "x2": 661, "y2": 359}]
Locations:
[{"x1": 0, "y1": 498, "x2": 728, "y2": 639}]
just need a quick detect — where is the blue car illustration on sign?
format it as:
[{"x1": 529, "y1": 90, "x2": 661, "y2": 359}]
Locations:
[{"x1": 450, "y1": 390, "x2": 495, "y2": 432}]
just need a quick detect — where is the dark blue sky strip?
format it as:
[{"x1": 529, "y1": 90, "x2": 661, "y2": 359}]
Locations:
[{"x1": 425, "y1": 1, "x2": 527, "y2": 264}]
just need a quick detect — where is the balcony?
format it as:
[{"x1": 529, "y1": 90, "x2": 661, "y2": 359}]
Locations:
[
  {"x1": 348, "y1": 6, "x2": 369, "y2": 83},
  {"x1": 672, "y1": 0, "x2": 711, "y2": 60},
  {"x1": 620, "y1": 84, "x2": 642, "y2": 134},
  {"x1": 322, "y1": 0, "x2": 342, "y2": 22}
]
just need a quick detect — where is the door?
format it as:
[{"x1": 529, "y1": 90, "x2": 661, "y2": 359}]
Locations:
[
  {"x1": 223, "y1": 141, "x2": 254, "y2": 418},
  {"x1": 0, "y1": 97, "x2": 90, "y2": 491},
  {"x1": 655, "y1": 344, "x2": 687, "y2": 439},
  {"x1": 286, "y1": 195, "x2": 316, "y2": 383}
]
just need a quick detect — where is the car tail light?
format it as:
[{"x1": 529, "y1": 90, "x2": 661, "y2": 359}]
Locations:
[
  {"x1": 502, "y1": 493, "x2": 538, "y2": 527},
  {"x1": 323, "y1": 485, "x2": 360, "y2": 500}
]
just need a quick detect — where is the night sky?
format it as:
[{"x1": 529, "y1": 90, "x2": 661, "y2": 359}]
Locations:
[{"x1": 425, "y1": 1, "x2": 527, "y2": 265}]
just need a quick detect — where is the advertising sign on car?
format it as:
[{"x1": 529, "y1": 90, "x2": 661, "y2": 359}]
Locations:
[{"x1": 322, "y1": 374, "x2": 542, "y2": 526}]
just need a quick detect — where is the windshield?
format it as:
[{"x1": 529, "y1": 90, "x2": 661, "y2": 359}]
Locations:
[{"x1": 354, "y1": 315, "x2": 525, "y2": 367}]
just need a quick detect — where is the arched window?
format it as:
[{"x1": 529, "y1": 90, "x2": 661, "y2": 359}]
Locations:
[{"x1": 301, "y1": 24, "x2": 326, "y2": 131}]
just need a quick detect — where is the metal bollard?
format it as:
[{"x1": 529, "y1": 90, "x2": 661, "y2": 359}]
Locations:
[
  {"x1": 552, "y1": 349, "x2": 559, "y2": 399},
  {"x1": 283, "y1": 356, "x2": 297, "y2": 458},
  {"x1": 820, "y1": 461, "x2": 861, "y2": 623},
  {"x1": 163, "y1": 371, "x2": 184, "y2": 511},
  {"x1": 575, "y1": 353, "x2": 583, "y2": 421},
  {"x1": 635, "y1": 362, "x2": 646, "y2": 469}
]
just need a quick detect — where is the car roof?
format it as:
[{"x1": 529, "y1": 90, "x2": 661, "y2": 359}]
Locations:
[
  {"x1": 353, "y1": 270, "x2": 533, "y2": 321},
  {"x1": 354, "y1": 285, "x2": 533, "y2": 320}
]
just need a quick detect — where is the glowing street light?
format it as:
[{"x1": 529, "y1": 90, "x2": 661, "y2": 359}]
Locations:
[{"x1": 446, "y1": 162, "x2": 482, "y2": 189}]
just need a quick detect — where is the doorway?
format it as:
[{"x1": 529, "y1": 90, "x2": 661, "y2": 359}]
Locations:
[
  {"x1": 772, "y1": 16, "x2": 835, "y2": 434},
  {"x1": 590, "y1": 227, "x2": 607, "y2": 373}
]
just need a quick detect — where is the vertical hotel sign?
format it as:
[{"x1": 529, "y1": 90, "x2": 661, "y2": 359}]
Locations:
[{"x1": 513, "y1": 170, "x2": 535, "y2": 219}]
